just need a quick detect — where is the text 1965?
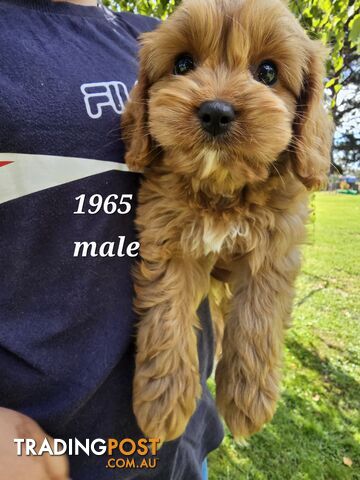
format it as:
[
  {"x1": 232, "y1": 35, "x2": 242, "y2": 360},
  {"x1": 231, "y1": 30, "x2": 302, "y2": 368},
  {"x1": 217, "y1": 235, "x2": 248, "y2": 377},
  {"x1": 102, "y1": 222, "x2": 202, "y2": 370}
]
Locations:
[{"x1": 74, "y1": 194, "x2": 133, "y2": 215}]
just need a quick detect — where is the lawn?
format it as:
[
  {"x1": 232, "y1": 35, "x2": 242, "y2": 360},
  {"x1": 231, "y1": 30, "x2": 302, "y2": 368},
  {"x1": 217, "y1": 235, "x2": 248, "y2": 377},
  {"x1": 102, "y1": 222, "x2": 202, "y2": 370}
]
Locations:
[{"x1": 208, "y1": 192, "x2": 360, "y2": 480}]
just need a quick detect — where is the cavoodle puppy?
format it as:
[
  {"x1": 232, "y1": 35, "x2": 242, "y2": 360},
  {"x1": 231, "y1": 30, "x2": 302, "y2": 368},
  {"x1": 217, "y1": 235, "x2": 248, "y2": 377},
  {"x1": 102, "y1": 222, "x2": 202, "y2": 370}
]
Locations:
[{"x1": 122, "y1": 0, "x2": 332, "y2": 442}]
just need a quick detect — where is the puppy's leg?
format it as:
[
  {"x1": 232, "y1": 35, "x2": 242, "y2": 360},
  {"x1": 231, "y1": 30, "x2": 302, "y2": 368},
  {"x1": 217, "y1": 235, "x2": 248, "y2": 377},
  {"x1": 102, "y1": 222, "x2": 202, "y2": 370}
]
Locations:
[
  {"x1": 215, "y1": 247, "x2": 301, "y2": 438},
  {"x1": 133, "y1": 255, "x2": 210, "y2": 441}
]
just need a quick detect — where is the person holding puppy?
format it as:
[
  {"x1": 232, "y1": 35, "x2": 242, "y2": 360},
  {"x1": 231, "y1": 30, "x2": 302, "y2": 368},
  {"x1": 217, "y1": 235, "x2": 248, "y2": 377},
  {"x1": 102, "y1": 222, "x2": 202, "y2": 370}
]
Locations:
[{"x1": 0, "y1": 0, "x2": 223, "y2": 479}]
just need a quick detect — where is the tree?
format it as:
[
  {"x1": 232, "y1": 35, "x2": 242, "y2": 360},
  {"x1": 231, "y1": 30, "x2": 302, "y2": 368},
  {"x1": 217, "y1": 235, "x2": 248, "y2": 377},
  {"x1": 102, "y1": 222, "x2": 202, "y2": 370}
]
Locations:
[
  {"x1": 102, "y1": 0, "x2": 179, "y2": 18},
  {"x1": 104, "y1": 0, "x2": 360, "y2": 169},
  {"x1": 289, "y1": 0, "x2": 360, "y2": 170}
]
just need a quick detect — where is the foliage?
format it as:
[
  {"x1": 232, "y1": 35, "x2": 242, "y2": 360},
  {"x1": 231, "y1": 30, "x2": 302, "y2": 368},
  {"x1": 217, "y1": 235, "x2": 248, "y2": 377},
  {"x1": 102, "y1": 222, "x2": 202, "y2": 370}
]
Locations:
[
  {"x1": 102, "y1": 0, "x2": 179, "y2": 18},
  {"x1": 209, "y1": 192, "x2": 360, "y2": 479},
  {"x1": 289, "y1": 0, "x2": 360, "y2": 101},
  {"x1": 289, "y1": 0, "x2": 360, "y2": 168}
]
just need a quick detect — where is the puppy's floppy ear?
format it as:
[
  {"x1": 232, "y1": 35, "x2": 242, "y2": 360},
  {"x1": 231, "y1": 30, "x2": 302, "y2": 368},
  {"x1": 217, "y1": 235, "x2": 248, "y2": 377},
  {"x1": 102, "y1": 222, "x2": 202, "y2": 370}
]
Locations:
[
  {"x1": 122, "y1": 37, "x2": 158, "y2": 172},
  {"x1": 291, "y1": 42, "x2": 333, "y2": 190}
]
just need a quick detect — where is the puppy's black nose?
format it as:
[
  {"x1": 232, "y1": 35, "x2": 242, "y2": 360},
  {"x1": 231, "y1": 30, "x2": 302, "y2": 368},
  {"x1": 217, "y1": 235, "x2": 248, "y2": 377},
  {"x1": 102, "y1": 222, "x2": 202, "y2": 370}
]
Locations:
[{"x1": 198, "y1": 101, "x2": 235, "y2": 136}]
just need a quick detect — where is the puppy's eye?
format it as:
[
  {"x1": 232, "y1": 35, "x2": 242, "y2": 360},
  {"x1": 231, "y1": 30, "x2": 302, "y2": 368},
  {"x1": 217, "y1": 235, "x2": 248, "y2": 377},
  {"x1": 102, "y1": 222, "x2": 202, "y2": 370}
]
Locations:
[
  {"x1": 174, "y1": 55, "x2": 195, "y2": 75},
  {"x1": 256, "y1": 60, "x2": 278, "y2": 86}
]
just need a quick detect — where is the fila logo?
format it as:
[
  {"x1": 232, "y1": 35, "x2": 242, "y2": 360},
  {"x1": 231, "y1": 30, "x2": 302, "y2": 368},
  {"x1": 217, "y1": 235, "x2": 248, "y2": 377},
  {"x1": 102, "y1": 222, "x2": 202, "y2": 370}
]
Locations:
[{"x1": 81, "y1": 81, "x2": 130, "y2": 119}]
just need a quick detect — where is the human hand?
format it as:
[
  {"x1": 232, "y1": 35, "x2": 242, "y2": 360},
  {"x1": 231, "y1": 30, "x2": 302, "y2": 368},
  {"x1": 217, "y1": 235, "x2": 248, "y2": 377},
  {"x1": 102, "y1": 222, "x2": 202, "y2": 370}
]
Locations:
[{"x1": 0, "y1": 407, "x2": 69, "y2": 480}]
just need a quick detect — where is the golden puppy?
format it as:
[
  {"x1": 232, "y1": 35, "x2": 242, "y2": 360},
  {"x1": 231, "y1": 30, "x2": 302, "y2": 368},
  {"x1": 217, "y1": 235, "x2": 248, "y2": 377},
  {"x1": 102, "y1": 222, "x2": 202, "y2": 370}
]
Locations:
[{"x1": 122, "y1": 0, "x2": 333, "y2": 442}]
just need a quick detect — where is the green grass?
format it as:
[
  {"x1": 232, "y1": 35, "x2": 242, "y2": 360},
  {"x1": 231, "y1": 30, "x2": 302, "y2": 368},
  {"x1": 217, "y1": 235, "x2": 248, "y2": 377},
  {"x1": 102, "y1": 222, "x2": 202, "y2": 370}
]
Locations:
[{"x1": 209, "y1": 192, "x2": 360, "y2": 480}]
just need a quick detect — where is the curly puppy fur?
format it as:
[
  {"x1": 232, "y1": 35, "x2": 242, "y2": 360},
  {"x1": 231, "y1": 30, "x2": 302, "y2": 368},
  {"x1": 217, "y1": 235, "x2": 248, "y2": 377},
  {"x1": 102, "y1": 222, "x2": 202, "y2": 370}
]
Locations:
[{"x1": 122, "y1": 0, "x2": 333, "y2": 442}]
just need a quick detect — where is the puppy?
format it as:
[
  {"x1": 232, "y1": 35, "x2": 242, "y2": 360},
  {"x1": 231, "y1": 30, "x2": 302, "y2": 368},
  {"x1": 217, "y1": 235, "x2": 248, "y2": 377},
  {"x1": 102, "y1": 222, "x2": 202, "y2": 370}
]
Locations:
[{"x1": 122, "y1": 0, "x2": 333, "y2": 442}]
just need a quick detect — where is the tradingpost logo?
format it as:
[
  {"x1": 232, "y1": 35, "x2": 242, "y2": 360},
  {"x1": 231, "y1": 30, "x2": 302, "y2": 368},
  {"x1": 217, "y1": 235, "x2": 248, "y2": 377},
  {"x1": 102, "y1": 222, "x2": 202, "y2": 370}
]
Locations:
[{"x1": 14, "y1": 437, "x2": 161, "y2": 470}]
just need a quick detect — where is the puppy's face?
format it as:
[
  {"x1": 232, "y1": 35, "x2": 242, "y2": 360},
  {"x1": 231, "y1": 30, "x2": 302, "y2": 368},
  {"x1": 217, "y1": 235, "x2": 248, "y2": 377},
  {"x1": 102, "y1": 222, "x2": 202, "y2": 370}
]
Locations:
[{"x1": 123, "y1": 0, "x2": 332, "y2": 190}]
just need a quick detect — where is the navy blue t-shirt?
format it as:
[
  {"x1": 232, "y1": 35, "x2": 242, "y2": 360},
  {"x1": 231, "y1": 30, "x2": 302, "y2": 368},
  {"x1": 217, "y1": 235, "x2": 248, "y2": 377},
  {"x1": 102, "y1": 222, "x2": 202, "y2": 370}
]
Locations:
[{"x1": 0, "y1": 1, "x2": 224, "y2": 479}]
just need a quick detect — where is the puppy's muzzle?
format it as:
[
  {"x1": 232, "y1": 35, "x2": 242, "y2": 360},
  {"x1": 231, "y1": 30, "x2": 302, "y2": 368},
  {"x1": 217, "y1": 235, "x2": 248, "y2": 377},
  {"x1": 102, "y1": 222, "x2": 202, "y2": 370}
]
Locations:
[{"x1": 197, "y1": 100, "x2": 235, "y2": 137}]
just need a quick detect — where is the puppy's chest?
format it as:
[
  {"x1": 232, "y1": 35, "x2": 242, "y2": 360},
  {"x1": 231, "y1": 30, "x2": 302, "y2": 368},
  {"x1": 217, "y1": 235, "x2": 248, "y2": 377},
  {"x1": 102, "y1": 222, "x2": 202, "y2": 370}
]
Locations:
[
  {"x1": 202, "y1": 216, "x2": 248, "y2": 255},
  {"x1": 181, "y1": 212, "x2": 252, "y2": 257}
]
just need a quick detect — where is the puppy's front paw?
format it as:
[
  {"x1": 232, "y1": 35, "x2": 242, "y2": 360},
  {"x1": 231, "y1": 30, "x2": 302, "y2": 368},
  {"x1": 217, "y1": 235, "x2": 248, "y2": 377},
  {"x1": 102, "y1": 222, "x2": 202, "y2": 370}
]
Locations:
[
  {"x1": 215, "y1": 360, "x2": 278, "y2": 438},
  {"x1": 133, "y1": 362, "x2": 201, "y2": 442}
]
